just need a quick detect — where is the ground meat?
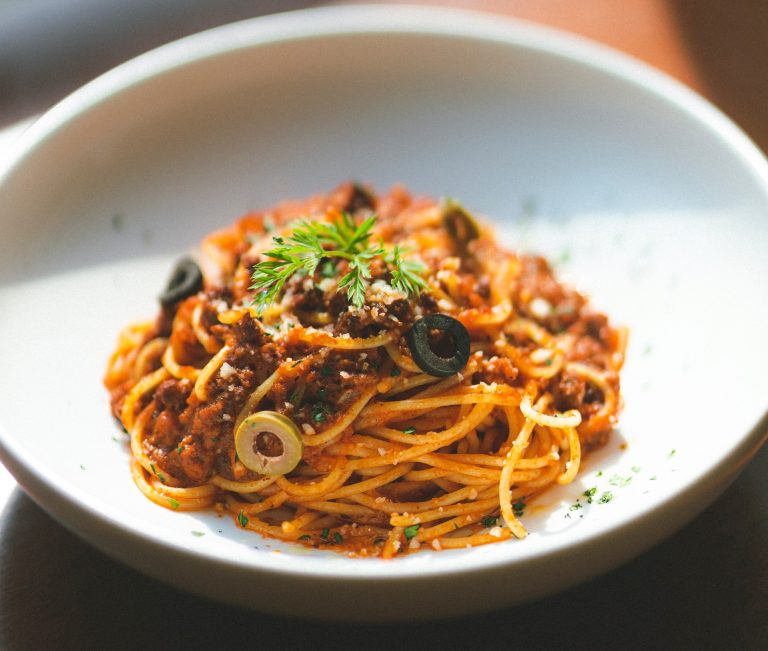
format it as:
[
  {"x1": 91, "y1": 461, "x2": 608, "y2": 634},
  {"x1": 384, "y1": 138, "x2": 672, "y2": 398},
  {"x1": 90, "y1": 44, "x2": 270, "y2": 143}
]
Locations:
[
  {"x1": 475, "y1": 355, "x2": 520, "y2": 386},
  {"x1": 150, "y1": 410, "x2": 183, "y2": 448},
  {"x1": 515, "y1": 255, "x2": 586, "y2": 332},
  {"x1": 154, "y1": 379, "x2": 192, "y2": 411},
  {"x1": 333, "y1": 306, "x2": 385, "y2": 338},
  {"x1": 551, "y1": 372, "x2": 586, "y2": 411}
]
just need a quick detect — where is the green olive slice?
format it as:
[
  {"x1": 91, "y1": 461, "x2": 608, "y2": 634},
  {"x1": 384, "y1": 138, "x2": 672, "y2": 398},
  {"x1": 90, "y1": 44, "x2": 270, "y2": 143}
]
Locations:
[
  {"x1": 442, "y1": 199, "x2": 480, "y2": 248},
  {"x1": 235, "y1": 411, "x2": 303, "y2": 476},
  {"x1": 406, "y1": 314, "x2": 471, "y2": 377}
]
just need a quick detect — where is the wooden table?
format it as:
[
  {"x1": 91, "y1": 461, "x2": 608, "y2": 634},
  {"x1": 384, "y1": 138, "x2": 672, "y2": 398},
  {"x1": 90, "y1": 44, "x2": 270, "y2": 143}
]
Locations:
[{"x1": 1, "y1": 2, "x2": 766, "y2": 648}]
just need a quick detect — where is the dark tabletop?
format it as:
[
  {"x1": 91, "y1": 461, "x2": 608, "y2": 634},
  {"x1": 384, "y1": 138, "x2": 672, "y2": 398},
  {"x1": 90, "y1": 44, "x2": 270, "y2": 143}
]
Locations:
[{"x1": 0, "y1": 2, "x2": 766, "y2": 649}]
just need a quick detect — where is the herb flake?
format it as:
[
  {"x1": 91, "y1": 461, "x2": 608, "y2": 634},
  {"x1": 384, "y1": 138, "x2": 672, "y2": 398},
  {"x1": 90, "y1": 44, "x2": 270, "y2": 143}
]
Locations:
[
  {"x1": 404, "y1": 524, "x2": 420, "y2": 540},
  {"x1": 598, "y1": 491, "x2": 614, "y2": 504}
]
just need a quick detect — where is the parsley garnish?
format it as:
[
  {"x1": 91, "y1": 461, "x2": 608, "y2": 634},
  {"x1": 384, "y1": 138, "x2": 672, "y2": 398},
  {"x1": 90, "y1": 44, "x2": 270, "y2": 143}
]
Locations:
[
  {"x1": 583, "y1": 487, "x2": 597, "y2": 503},
  {"x1": 569, "y1": 501, "x2": 583, "y2": 511},
  {"x1": 402, "y1": 426, "x2": 417, "y2": 435},
  {"x1": 167, "y1": 497, "x2": 180, "y2": 510},
  {"x1": 237, "y1": 511, "x2": 249, "y2": 527},
  {"x1": 321, "y1": 528, "x2": 330, "y2": 540},
  {"x1": 481, "y1": 516, "x2": 498, "y2": 528},
  {"x1": 191, "y1": 531, "x2": 205, "y2": 537},
  {"x1": 404, "y1": 524, "x2": 420, "y2": 540},
  {"x1": 249, "y1": 213, "x2": 427, "y2": 311},
  {"x1": 391, "y1": 367, "x2": 401, "y2": 377},
  {"x1": 319, "y1": 260, "x2": 337, "y2": 278},
  {"x1": 598, "y1": 491, "x2": 614, "y2": 504},
  {"x1": 333, "y1": 532, "x2": 343, "y2": 544},
  {"x1": 388, "y1": 243, "x2": 429, "y2": 298},
  {"x1": 608, "y1": 474, "x2": 632, "y2": 487},
  {"x1": 513, "y1": 499, "x2": 526, "y2": 516},
  {"x1": 631, "y1": 465, "x2": 641, "y2": 473},
  {"x1": 320, "y1": 366, "x2": 331, "y2": 377}
]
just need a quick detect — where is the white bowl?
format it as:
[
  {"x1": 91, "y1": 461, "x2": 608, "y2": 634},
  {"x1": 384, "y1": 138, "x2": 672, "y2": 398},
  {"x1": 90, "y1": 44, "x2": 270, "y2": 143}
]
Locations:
[{"x1": 0, "y1": 6, "x2": 766, "y2": 621}]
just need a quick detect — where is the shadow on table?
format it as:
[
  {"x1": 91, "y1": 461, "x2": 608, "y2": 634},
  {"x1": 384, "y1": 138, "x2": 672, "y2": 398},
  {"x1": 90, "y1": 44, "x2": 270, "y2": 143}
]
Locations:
[{"x1": 1, "y1": 443, "x2": 766, "y2": 651}]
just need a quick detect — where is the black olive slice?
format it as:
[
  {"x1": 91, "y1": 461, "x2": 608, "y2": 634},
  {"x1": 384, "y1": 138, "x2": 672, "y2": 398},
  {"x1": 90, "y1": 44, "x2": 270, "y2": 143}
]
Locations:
[
  {"x1": 344, "y1": 182, "x2": 375, "y2": 213},
  {"x1": 159, "y1": 257, "x2": 203, "y2": 307},
  {"x1": 406, "y1": 314, "x2": 471, "y2": 377}
]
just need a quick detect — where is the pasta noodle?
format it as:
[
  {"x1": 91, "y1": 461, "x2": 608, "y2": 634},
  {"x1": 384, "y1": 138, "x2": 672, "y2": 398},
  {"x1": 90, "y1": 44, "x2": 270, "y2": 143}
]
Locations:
[{"x1": 104, "y1": 182, "x2": 626, "y2": 558}]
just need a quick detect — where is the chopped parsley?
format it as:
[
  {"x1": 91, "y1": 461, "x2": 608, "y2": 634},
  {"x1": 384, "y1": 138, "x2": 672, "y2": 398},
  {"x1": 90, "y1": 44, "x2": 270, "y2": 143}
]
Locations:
[
  {"x1": 321, "y1": 528, "x2": 330, "y2": 540},
  {"x1": 583, "y1": 487, "x2": 597, "y2": 503},
  {"x1": 481, "y1": 516, "x2": 498, "y2": 528},
  {"x1": 569, "y1": 500, "x2": 583, "y2": 512},
  {"x1": 298, "y1": 535, "x2": 311, "y2": 541},
  {"x1": 598, "y1": 491, "x2": 614, "y2": 504},
  {"x1": 320, "y1": 366, "x2": 332, "y2": 377},
  {"x1": 390, "y1": 367, "x2": 401, "y2": 377},
  {"x1": 79, "y1": 464, "x2": 86, "y2": 471},
  {"x1": 191, "y1": 531, "x2": 205, "y2": 537},
  {"x1": 631, "y1": 465, "x2": 641, "y2": 473},
  {"x1": 312, "y1": 403, "x2": 331, "y2": 423},
  {"x1": 177, "y1": 445, "x2": 183, "y2": 454},
  {"x1": 167, "y1": 497, "x2": 180, "y2": 510},
  {"x1": 402, "y1": 426, "x2": 417, "y2": 435},
  {"x1": 513, "y1": 499, "x2": 526, "y2": 517},
  {"x1": 333, "y1": 532, "x2": 343, "y2": 544},
  {"x1": 404, "y1": 524, "x2": 420, "y2": 540},
  {"x1": 668, "y1": 448, "x2": 677, "y2": 458},
  {"x1": 237, "y1": 511, "x2": 249, "y2": 527},
  {"x1": 609, "y1": 474, "x2": 632, "y2": 488}
]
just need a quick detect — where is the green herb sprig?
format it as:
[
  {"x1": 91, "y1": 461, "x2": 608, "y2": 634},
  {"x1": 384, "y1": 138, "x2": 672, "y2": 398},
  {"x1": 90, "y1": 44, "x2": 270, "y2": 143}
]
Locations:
[{"x1": 250, "y1": 213, "x2": 427, "y2": 312}]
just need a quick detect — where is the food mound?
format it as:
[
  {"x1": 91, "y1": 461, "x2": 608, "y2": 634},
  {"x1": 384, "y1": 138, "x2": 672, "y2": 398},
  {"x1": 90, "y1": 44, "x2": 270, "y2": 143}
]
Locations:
[{"x1": 105, "y1": 182, "x2": 626, "y2": 558}]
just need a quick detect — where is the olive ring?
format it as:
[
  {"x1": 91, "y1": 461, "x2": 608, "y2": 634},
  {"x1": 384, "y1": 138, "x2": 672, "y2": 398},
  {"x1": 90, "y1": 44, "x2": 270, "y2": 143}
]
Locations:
[
  {"x1": 159, "y1": 257, "x2": 203, "y2": 307},
  {"x1": 406, "y1": 314, "x2": 471, "y2": 377}
]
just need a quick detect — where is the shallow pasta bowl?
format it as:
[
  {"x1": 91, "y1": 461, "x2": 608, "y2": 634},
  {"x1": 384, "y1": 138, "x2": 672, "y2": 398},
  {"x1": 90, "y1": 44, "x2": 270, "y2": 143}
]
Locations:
[{"x1": 0, "y1": 5, "x2": 767, "y2": 621}]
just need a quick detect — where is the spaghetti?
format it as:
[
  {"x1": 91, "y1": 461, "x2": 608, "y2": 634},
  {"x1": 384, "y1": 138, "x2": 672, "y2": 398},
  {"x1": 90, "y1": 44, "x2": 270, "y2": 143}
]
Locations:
[{"x1": 105, "y1": 182, "x2": 626, "y2": 558}]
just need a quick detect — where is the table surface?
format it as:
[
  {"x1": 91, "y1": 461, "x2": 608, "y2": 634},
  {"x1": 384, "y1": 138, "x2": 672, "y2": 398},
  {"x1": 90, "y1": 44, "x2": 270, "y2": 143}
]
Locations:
[{"x1": 1, "y1": 2, "x2": 766, "y2": 649}]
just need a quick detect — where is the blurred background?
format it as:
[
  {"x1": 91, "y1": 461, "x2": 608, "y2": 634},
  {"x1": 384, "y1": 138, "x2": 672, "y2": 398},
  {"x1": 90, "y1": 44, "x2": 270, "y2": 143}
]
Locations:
[{"x1": 1, "y1": 0, "x2": 767, "y2": 151}]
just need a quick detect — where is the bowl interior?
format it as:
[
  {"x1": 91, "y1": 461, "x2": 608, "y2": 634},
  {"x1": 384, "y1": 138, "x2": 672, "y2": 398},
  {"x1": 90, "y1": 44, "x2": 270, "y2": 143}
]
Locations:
[{"x1": 0, "y1": 9, "x2": 767, "y2": 583}]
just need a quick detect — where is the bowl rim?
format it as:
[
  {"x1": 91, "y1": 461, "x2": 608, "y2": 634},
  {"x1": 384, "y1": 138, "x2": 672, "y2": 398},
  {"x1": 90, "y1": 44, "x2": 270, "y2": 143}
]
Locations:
[{"x1": 1, "y1": 3, "x2": 767, "y2": 583}]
